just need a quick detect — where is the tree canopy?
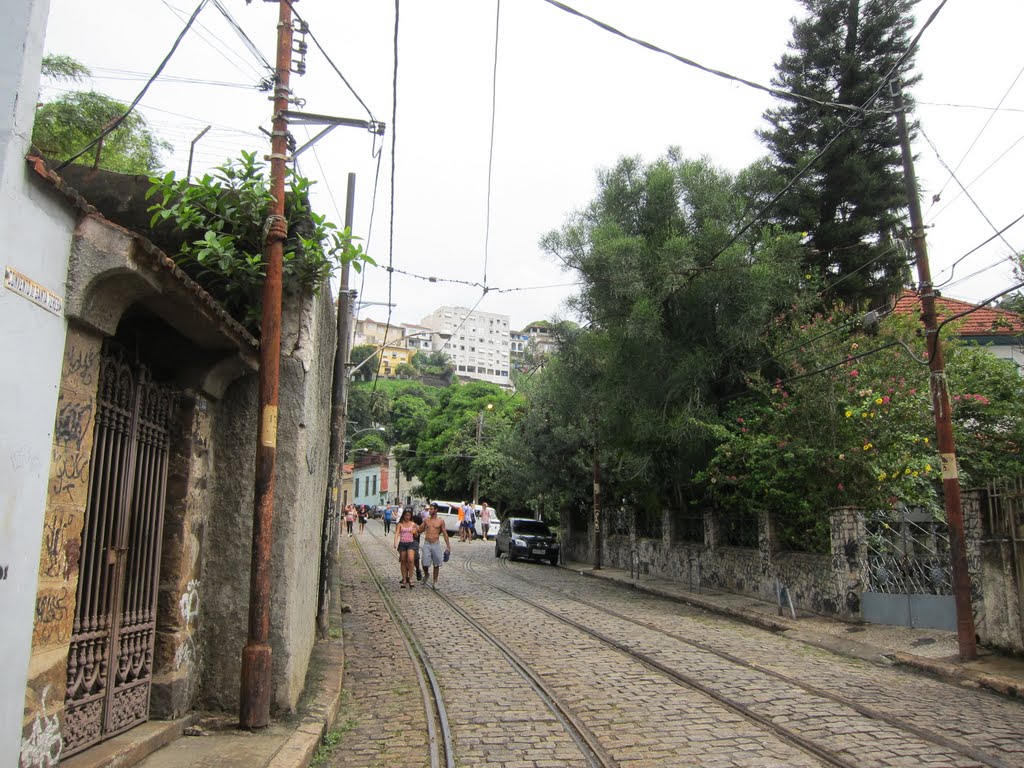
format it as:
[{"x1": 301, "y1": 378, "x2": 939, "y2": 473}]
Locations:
[
  {"x1": 759, "y1": 0, "x2": 920, "y2": 307},
  {"x1": 33, "y1": 55, "x2": 170, "y2": 174}
]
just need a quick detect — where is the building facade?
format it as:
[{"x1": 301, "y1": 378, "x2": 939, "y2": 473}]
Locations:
[{"x1": 420, "y1": 306, "x2": 511, "y2": 387}]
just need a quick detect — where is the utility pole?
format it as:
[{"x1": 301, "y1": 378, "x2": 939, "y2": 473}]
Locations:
[
  {"x1": 592, "y1": 435, "x2": 602, "y2": 570},
  {"x1": 317, "y1": 173, "x2": 356, "y2": 640},
  {"x1": 892, "y1": 79, "x2": 977, "y2": 660},
  {"x1": 472, "y1": 403, "x2": 493, "y2": 504},
  {"x1": 240, "y1": 0, "x2": 295, "y2": 728}
]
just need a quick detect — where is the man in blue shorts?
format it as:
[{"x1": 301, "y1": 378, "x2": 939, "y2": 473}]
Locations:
[{"x1": 418, "y1": 503, "x2": 451, "y2": 589}]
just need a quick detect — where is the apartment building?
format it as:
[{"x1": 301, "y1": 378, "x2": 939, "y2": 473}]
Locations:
[{"x1": 420, "y1": 305, "x2": 512, "y2": 386}]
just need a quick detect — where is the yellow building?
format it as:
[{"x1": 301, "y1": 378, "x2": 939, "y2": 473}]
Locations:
[{"x1": 378, "y1": 344, "x2": 414, "y2": 378}]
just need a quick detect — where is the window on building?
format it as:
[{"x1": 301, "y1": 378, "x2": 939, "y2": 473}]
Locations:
[
  {"x1": 372, "y1": 474, "x2": 377, "y2": 496},
  {"x1": 355, "y1": 478, "x2": 360, "y2": 497},
  {"x1": 470, "y1": 346, "x2": 475, "y2": 352},
  {"x1": 458, "y1": 365, "x2": 466, "y2": 371},
  {"x1": 467, "y1": 366, "x2": 476, "y2": 373}
]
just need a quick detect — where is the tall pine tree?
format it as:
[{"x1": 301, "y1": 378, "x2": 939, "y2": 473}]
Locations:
[{"x1": 759, "y1": 0, "x2": 920, "y2": 308}]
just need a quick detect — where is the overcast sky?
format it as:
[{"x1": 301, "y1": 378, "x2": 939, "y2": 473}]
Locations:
[{"x1": 40, "y1": 0, "x2": 1024, "y2": 331}]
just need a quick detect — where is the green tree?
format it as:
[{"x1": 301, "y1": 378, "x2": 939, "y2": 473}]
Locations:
[
  {"x1": 759, "y1": 0, "x2": 920, "y2": 307},
  {"x1": 350, "y1": 344, "x2": 381, "y2": 383},
  {"x1": 541, "y1": 152, "x2": 805, "y2": 508},
  {"x1": 411, "y1": 350, "x2": 455, "y2": 380},
  {"x1": 397, "y1": 380, "x2": 505, "y2": 499},
  {"x1": 33, "y1": 54, "x2": 170, "y2": 173},
  {"x1": 147, "y1": 151, "x2": 371, "y2": 330}
]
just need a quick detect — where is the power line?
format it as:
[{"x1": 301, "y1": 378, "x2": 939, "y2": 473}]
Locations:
[
  {"x1": 283, "y1": 0, "x2": 377, "y2": 122},
  {"x1": 933, "y1": 209, "x2": 1024, "y2": 288},
  {"x1": 538, "y1": 0, "x2": 865, "y2": 114},
  {"x1": 924, "y1": 59, "x2": 1024, "y2": 217},
  {"x1": 919, "y1": 125, "x2": 1018, "y2": 256},
  {"x1": 917, "y1": 100, "x2": 1024, "y2": 115},
  {"x1": 57, "y1": 0, "x2": 210, "y2": 171},
  {"x1": 210, "y1": 0, "x2": 275, "y2": 74},
  {"x1": 160, "y1": 0, "x2": 264, "y2": 83},
  {"x1": 926, "y1": 130, "x2": 1024, "y2": 225}
]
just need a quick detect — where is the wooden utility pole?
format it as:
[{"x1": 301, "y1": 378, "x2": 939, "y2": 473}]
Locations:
[
  {"x1": 892, "y1": 79, "x2": 977, "y2": 660},
  {"x1": 240, "y1": 0, "x2": 295, "y2": 727}
]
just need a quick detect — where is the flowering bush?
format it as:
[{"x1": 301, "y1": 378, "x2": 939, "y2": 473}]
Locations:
[{"x1": 700, "y1": 308, "x2": 1024, "y2": 548}]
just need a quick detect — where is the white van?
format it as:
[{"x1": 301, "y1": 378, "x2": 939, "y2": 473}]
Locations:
[{"x1": 428, "y1": 501, "x2": 494, "y2": 538}]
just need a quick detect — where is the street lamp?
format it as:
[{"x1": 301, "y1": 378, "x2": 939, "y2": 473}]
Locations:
[{"x1": 473, "y1": 403, "x2": 494, "y2": 504}]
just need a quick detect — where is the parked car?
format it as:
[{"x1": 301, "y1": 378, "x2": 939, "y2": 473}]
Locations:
[{"x1": 495, "y1": 518, "x2": 559, "y2": 565}]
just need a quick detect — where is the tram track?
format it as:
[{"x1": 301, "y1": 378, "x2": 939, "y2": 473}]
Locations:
[
  {"x1": 349, "y1": 534, "x2": 454, "y2": 768},
  {"x1": 357, "y1": 530, "x2": 618, "y2": 768},
  {"x1": 476, "y1": 556, "x2": 1018, "y2": 768}
]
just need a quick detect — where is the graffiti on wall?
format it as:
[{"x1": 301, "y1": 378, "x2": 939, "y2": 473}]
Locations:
[
  {"x1": 33, "y1": 587, "x2": 72, "y2": 646},
  {"x1": 19, "y1": 686, "x2": 62, "y2": 768},
  {"x1": 41, "y1": 512, "x2": 80, "y2": 580},
  {"x1": 174, "y1": 580, "x2": 200, "y2": 671}
]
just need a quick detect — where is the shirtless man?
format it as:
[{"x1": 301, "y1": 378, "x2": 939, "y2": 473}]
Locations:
[{"x1": 419, "y1": 502, "x2": 452, "y2": 589}]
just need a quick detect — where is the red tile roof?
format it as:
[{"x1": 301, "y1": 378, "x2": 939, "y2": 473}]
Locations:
[{"x1": 893, "y1": 290, "x2": 1024, "y2": 337}]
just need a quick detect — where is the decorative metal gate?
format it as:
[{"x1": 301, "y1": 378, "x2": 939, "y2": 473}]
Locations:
[
  {"x1": 862, "y1": 506, "x2": 955, "y2": 630},
  {"x1": 63, "y1": 351, "x2": 175, "y2": 756}
]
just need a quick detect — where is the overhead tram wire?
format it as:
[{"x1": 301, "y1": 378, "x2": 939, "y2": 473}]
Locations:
[
  {"x1": 917, "y1": 100, "x2": 1024, "y2": 115},
  {"x1": 919, "y1": 125, "x2": 1019, "y2": 257},
  {"x1": 367, "y1": 0, "x2": 400, "y2": 411},
  {"x1": 57, "y1": 0, "x2": 210, "y2": 171},
  {"x1": 210, "y1": 0, "x2": 275, "y2": 74},
  {"x1": 482, "y1": 0, "x2": 501, "y2": 287}
]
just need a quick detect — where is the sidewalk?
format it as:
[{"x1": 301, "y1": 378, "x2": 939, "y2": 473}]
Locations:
[{"x1": 563, "y1": 559, "x2": 1024, "y2": 699}]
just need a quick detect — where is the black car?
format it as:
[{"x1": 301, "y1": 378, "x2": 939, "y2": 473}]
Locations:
[{"x1": 495, "y1": 518, "x2": 560, "y2": 565}]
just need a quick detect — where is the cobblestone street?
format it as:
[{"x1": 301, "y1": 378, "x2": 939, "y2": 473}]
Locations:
[{"x1": 325, "y1": 524, "x2": 1024, "y2": 768}]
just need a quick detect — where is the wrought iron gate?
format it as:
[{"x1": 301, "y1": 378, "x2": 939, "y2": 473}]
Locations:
[
  {"x1": 862, "y1": 506, "x2": 955, "y2": 630},
  {"x1": 63, "y1": 352, "x2": 175, "y2": 756}
]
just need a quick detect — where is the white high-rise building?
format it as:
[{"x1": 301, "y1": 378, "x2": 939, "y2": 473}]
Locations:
[{"x1": 420, "y1": 306, "x2": 511, "y2": 386}]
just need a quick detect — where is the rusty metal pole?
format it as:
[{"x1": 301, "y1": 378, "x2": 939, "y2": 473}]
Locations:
[
  {"x1": 240, "y1": 0, "x2": 294, "y2": 728},
  {"x1": 892, "y1": 80, "x2": 977, "y2": 660}
]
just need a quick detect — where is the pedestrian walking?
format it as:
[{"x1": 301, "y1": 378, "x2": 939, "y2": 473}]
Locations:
[
  {"x1": 358, "y1": 506, "x2": 368, "y2": 534},
  {"x1": 418, "y1": 503, "x2": 451, "y2": 589},
  {"x1": 479, "y1": 500, "x2": 492, "y2": 541},
  {"x1": 382, "y1": 505, "x2": 393, "y2": 535},
  {"x1": 411, "y1": 510, "x2": 424, "y2": 581},
  {"x1": 345, "y1": 505, "x2": 355, "y2": 537},
  {"x1": 464, "y1": 504, "x2": 476, "y2": 541},
  {"x1": 393, "y1": 510, "x2": 418, "y2": 588}
]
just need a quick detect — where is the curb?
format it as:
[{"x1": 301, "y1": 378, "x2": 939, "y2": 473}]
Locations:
[
  {"x1": 266, "y1": 604, "x2": 346, "y2": 768},
  {"x1": 567, "y1": 564, "x2": 1022, "y2": 699}
]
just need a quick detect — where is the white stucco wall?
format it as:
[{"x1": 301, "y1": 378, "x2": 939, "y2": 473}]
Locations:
[{"x1": 1, "y1": 0, "x2": 75, "y2": 764}]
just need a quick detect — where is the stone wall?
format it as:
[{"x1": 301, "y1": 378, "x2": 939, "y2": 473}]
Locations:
[
  {"x1": 151, "y1": 393, "x2": 213, "y2": 718},
  {"x1": 20, "y1": 325, "x2": 101, "y2": 767},
  {"x1": 564, "y1": 497, "x2": 1010, "y2": 638},
  {"x1": 201, "y1": 287, "x2": 335, "y2": 713}
]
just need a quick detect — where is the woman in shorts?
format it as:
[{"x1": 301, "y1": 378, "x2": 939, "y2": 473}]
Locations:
[
  {"x1": 357, "y1": 506, "x2": 368, "y2": 533},
  {"x1": 393, "y1": 509, "x2": 418, "y2": 588}
]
